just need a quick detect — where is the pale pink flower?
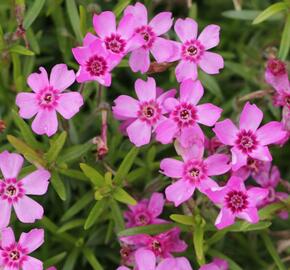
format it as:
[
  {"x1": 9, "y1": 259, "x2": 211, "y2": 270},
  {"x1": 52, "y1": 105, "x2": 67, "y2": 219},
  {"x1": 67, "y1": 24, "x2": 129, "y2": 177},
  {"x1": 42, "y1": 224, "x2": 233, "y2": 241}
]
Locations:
[
  {"x1": 16, "y1": 64, "x2": 84, "y2": 137},
  {"x1": 47, "y1": 268, "x2": 57, "y2": 270},
  {"x1": 155, "y1": 79, "x2": 222, "y2": 147},
  {"x1": 117, "y1": 248, "x2": 192, "y2": 270},
  {"x1": 124, "y1": 192, "x2": 166, "y2": 228},
  {"x1": 0, "y1": 151, "x2": 50, "y2": 228},
  {"x1": 171, "y1": 18, "x2": 224, "y2": 82},
  {"x1": 124, "y1": 2, "x2": 174, "y2": 73},
  {"x1": 213, "y1": 102, "x2": 287, "y2": 171},
  {"x1": 161, "y1": 145, "x2": 230, "y2": 207},
  {"x1": 72, "y1": 38, "x2": 119, "y2": 86},
  {"x1": 112, "y1": 77, "x2": 176, "y2": 147},
  {"x1": 199, "y1": 258, "x2": 228, "y2": 270},
  {"x1": 206, "y1": 176, "x2": 269, "y2": 229},
  {"x1": 121, "y1": 228, "x2": 187, "y2": 258},
  {"x1": 0, "y1": 227, "x2": 44, "y2": 270}
]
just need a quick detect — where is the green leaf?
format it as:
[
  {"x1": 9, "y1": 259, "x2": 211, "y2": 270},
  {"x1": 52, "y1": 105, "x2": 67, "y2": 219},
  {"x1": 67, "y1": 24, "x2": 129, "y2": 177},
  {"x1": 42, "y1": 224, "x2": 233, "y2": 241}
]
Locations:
[
  {"x1": 57, "y1": 219, "x2": 85, "y2": 233},
  {"x1": 114, "y1": 146, "x2": 139, "y2": 185},
  {"x1": 113, "y1": 188, "x2": 137, "y2": 205},
  {"x1": 46, "y1": 131, "x2": 67, "y2": 164},
  {"x1": 80, "y1": 163, "x2": 104, "y2": 187},
  {"x1": 63, "y1": 248, "x2": 80, "y2": 270},
  {"x1": 199, "y1": 71, "x2": 223, "y2": 100},
  {"x1": 79, "y1": 5, "x2": 87, "y2": 36},
  {"x1": 260, "y1": 232, "x2": 286, "y2": 270},
  {"x1": 259, "y1": 199, "x2": 290, "y2": 220},
  {"x1": 23, "y1": 0, "x2": 46, "y2": 29},
  {"x1": 83, "y1": 248, "x2": 104, "y2": 270},
  {"x1": 84, "y1": 199, "x2": 107, "y2": 230},
  {"x1": 222, "y1": 10, "x2": 262, "y2": 20},
  {"x1": 226, "y1": 220, "x2": 272, "y2": 232},
  {"x1": 65, "y1": 0, "x2": 83, "y2": 43},
  {"x1": 113, "y1": 0, "x2": 132, "y2": 17},
  {"x1": 253, "y1": 2, "x2": 287, "y2": 24},
  {"x1": 44, "y1": 252, "x2": 67, "y2": 268},
  {"x1": 51, "y1": 170, "x2": 67, "y2": 201},
  {"x1": 11, "y1": 53, "x2": 23, "y2": 91},
  {"x1": 61, "y1": 191, "x2": 93, "y2": 221},
  {"x1": 7, "y1": 135, "x2": 46, "y2": 167},
  {"x1": 110, "y1": 199, "x2": 125, "y2": 232},
  {"x1": 279, "y1": 14, "x2": 290, "y2": 60},
  {"x1": 118, "y1": 223, "x2": 176, "y2": 237},
  {"x1": 58, "y1": 168, "x2": 89, "y2": 182},
  {"x1": 193, "y1": 216, "x2": 205, "y2": 265},
  {"x1": 170, "y1": 214, "x2": 194, "y2": 225}
]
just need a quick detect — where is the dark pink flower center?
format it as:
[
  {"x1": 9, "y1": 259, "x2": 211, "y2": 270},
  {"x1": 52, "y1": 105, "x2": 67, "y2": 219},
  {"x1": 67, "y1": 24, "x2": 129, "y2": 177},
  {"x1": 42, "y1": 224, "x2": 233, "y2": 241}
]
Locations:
[
  {"x1": 235, "y1": 130, "x2": 258, "y2": 153},
  {"x1": 136, "y1": 25, "x2": 156, "y2": 49},
  {"x1": 285, "y1": 95, "x2": 290, "y2": 109},
  {"x1": 246, "y1": 157, "x2": 262, "y2": 174},
  {"x1": 138, "y1": 100, "x2": 161, "y2": 125},
  {"x1": 105, "y1": 33, "x2": 126, "y2": 54},
  {"x1": 171, "y1": 102, "x2": 198, "y2": 128},
  {"x1": 86, "y1": 55, "x2": 108, "y2": 77},
  {"x1": 182, "y1": 39, "x2": 205, "y2": 62},
  {"x1": 183, "y1": 159, "x2": 207, "y2": 184},
  {"x1": 150, "y1": 239, "x2": 163, "y2": 255},
  {"x1": 0, "y1": 178, "x2": 24, "y2": 204},
  {"x1": 1, "y1": 243, "x2": 27, "y2": 268},
  {"x1": 225, "y1": 190, "x2": 248, "y2": 213},
  {"x1": 267, "y1": 59, "x2": 286, "y2": 76},
  {"x1": 135, "y1": 212, "x2": 151, "y2": 226},
  {"x1": 37, "y1": 87, "x2": 59, "y2": 109}
]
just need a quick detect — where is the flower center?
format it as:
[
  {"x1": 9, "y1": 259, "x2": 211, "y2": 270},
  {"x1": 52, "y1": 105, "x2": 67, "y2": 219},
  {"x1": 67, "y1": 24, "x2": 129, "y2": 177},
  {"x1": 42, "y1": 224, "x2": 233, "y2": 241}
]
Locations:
[
  {"x1": 190, "y1": 168, "x2": 200, "y2": 177},
  {"x1": 184, "y1": 160, "x2": 206, "y2": 184},
  {"x1": 104, "y1": 34, "x2": 126, "y2": 54},
  {"x1": 86, "y1": 55, "x2": 108, "y2": 77},
  {"x1": 37, "y1": 87, "x2": 59, "y2": 109},
  {"x1": 285, "y1": 95, "x2": 290, "y2": 108},
  {"x1": 182, "y1": 39, "x2": 204, "y2": 62},
  {"x1": 5, "y1": 185, "x2": 17, "y2": 196},
  {"x1": 138, "y1": 100, "x2": 161, "y2": 125},
  {"x1": 0, "y1": 179, "x2": 24, "y2": 203},
  {"x1": 267, "y1": 59, "x2": 286, "y2": 76},
  {"x1": 135, "y1": 213, "x2": 150, "y2": 226},
  {"x1": 236, "y1": 130, "x2": 258, "y2": 153},
  {"x1": 151, "y1": 239, "x2": 162, "y2": 255},
  {"x1": 225, "y1": 190, "x2": 248, "y2": 213},
  {"x1": 9, "y1": 250, "x2": 20, "y2": 261},
  {"x1": 136, "y1": 25, "x2": 156, "y2": 49},
  {"x1": 171, "y1": 102, "x2": 198, "y2": 128}
]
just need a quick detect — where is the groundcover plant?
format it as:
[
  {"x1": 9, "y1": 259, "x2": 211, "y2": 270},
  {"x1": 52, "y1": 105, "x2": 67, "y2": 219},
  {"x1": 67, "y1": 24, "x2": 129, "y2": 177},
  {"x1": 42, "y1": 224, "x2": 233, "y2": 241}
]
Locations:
[{"x1": 0, "y1": 0, "x2": 290, "y2": 269}]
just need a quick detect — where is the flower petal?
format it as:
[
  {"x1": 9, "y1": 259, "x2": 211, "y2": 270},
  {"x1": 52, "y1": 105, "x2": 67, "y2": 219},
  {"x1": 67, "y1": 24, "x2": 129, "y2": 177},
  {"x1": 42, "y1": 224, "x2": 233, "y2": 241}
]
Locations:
[
  {"x1": 16, "y1": 93, "x2": 38, "y2": 119},
  {"x1": 0, "y1": 151, "x2": 24, "y2": 179},
  {"x1": 198, "y1": 24, "x2": 220, "y2": 50},
  {"x1": 113, "y1": 95, "x2": 139, "y2": 119},
  {"x1": 129, "y1": 47, "x2": 150, "y2": 73},
  {"x1": 117, "y1": 14, "x2": 135, "y2": 39},
  {"x1": 83, "y1": 32, "x2": 98, "y2": 46},
  {"x1": 196, "y1": 103, "x2": 222, "y2": 126},
  {"x1": 93, "y1": 11, "x2": 116, "y2": 38},
  {"x1": 175, "y1": 60, "x2": 198, "y2": 82},
  {"x1": 199, "y1": 52, "x2": 224, "y2": 74},
  {"x1": 174, "y1": 18, "x2": 198, "y2": 43},
  {"x1": 31, "y1": 110, "x2": 58, "y2": 137},
  {"x1": 49, "y1": 64, "x2": 75, "y2": 92},
  {"x1": 180, "y1": 79, "x2": 204, "y2": 105},
  {"x1": 135, "y1": 249, "x2": 156, "y2": 270},
  {"x1": 231, "y1": 147, "x2": 247, "y2": 171},
  {"x1": 213, "y1": 119, "x2": 238, "y2": 146},
  {"x1": 160, "y1": 158, "x2": 184, "y2": 178},
  {"x1": 135, "y1": 77, "x2": 156, "y2": 101},
  {"x1": 21, "y1": 169, "x2": 50, "y2": 195},
  {"x1": 124, "y1": 3, "x2": 148, "y2": 26},
  {"x1": 151, "y1": 37, "x2": 174, "y2": 63},
  {"x1": 72, "y1": 46, "x2": 91, "y2": 65},
  {"x1": 22, "y1": 256, "x2": 43, "y2": 270},
  {"x1": 0, "y1": 227, "x2": 15, "y2": 248},
  {"x1": 19, "y1": 228, "x2": 44, "y2": 253},
  {"x1": 238, "y1": 207, "x2": 259, "y2": 224},
  {"x1": 256, "y1": 121, "x2": 287, "y2": 145},
  {"x1": 247, "y1": 187, "x2": 269, "y2": 207},
  {"x1": 56, "y1": 92, "x2": 84, "y2": 119},
  {"x1": 14, "y1": 196, "x2": 44, "y2": 223},
  {"x1": 149, "y1": 12, "x2": 173, "y2": 36},
  {"x1": 215, "y1": 208, "x2": 235, "y2": 230},
  {"x1": 126, "y1": 119, "x2": 151, "y2": 147},
  {"x1": 0, "y1": 200, "x2": 12, "y2": 229},
  {"x1": 205, "y1": 154, "x2": 231, "y2": 176},
  {"x1": 148, "y1": 192, "x2": 164, "y2": 218},
  {"x1": 249, "y1": 146, "x2": 272, "y2": 162},
  {"x1": 239, "y1": 102, "x2": 263, "y2": 132},
  {"x1": 27, "y1": 67, "x2": 49, "y2": 93},
  {"x1": 155, "y1": 119, "x2": 178, "y2": 144}
]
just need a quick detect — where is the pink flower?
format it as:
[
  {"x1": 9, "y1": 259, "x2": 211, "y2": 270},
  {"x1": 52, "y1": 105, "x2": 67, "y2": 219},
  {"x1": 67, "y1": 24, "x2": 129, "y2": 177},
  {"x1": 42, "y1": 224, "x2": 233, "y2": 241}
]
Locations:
[
  {"x1": 161, "y1": 145, "x2": 230, "y2": 207},
  {"x1": 124, "y1": 2, "x2": 174, "y2": 73},
  {"x1": 47, "y1": 268, "x2": 57, "y2": 270},
  {"x1": 16, "y1": 64, "x2": 84, "y2": 137},
  {"x1": 117, "y1": 248, "x2": 192, "y2": 270},
  {"x1": 0, "y1": 227, "x2": 44, "y2": 270},
  {"x1": 199, "y1": 258, "x2": 228, "y2": 270},
  {"x1": 155, "y1": 79, "x2": 222, "y2": 147},
  {"x1": 93, "y1": 11, "x2": 142, "y2": 60},
  {"x1": 121, "y1": 228, "x2": 187, "y2": 258},
  {"x1": 124, "y1": 192, "x2": 166, "y2": 228},
  {"x1": 171, "y1": 18, "x2": 224, "y2": 82},
  {"x1": 213, "y1": 102, "x2": 287, "y2": 171},
  {"x1": 206, "y1": 176, "x2": 269, "y2": 229},
  {"x1": 0, "y1": 151, "x2": 50, "y2": 228},
  {"x1": 112, "y1": 77, "x2": 176, "y2": 147},
  {"x1": 72, "y1": 38, "x2": 119, "y2": 86}
]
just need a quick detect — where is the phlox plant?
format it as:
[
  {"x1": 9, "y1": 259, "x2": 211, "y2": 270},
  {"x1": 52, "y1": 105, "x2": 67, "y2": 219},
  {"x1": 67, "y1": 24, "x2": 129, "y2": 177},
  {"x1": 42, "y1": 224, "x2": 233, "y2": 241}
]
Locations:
[{"x1": 0, "y1": 0, "x2": 289, "y2": 270}]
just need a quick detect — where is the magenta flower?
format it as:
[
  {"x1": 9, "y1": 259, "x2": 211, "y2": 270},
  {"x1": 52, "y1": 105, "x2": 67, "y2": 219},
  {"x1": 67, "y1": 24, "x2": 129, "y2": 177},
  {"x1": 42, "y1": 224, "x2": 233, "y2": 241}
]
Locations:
[
  {"x1": 112, "y1": 77, "x2": 176, "y2": 147},
  {"x1": 155, "y1": 79, "x2": 222, "y2": 147},
  {"x1": 72, "y1": 38, "x2": 119, "y2": 86},
  {"x1": 124, "y1": 192, "x2": 166, "y2": 228},
  {"x1": 93, "y1": 11, "x2": 142, "y2": 60},
  {"x1": 16, "y1": 64, "x2": 83, "y2": 137},
  {"x1": 0, "y1": 227, "x2": 44, "y2": 269},
  {"x1": 124, "y1": 2, "x2": 174, "y2": 73},
  {"x1": 213, "y1": 102, "x2": 287, "y2": 171},
  {"x1": 171, "y1": 18, "x2": 224, "y2": 82},
  {"x1": 161, "y1": 146, "x2": 230, "y2": 207},
  {"x1": 199, "y1": 258, "x2": 228, "y2": 270},
  {"x1": 206, "y1": 176, "x2": 269, "y2": 229},
  {"x1": 121, "y1": 228, "x2": 187, "y2": 258},
  {"x1": 117, "y1": 249, "x2": 192, "y2": 270},
  {"x1": 0, "y1": 151, "x2": 50, "y2": 228}
]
